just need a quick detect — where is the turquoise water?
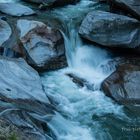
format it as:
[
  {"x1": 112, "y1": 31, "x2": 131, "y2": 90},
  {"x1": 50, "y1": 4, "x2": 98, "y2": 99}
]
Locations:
[
  {"x1": 1, "y1": 0, "x2": 140, "y2": 139},
  {"x1": 40, "y1": 1, "x2": 140, "y2": 139}
]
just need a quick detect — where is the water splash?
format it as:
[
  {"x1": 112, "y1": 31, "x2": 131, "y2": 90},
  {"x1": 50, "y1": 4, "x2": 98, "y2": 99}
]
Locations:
[
  {"x1": 41, "y1": 1, "x2": 127, "y2": 140},
  {"x1": 0, "y1": 0, "x2": 131, "y2": 139}
]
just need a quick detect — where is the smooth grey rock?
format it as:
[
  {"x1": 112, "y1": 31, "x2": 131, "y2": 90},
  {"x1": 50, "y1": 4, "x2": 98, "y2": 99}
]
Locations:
[
  {"x1": 102, "y1": 64, "x2": 140, "y2": 105},
  {"x1": 17, "y1": 19, "x2": 67, "y2": 71},
  {"x1": 17, "y1": 20, "x2": 45, "y2": 39},
  {"x1": 0, "y1": 57, "x2": 56, "y2": 140},
  {"x1": 0, "y1": 3, "x2": 35, "y2": 16},
  {"x1": 0, "y1": 57, "x2": 49, "y2": 103},
  {"x1": 0, "y1": 19, "x2": 11, "y2": 46},
  {"x1": 79, "y1": 11, "x2": 140, "y2": 49}
]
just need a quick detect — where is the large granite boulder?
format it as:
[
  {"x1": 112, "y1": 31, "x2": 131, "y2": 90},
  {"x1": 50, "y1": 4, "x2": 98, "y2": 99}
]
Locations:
[
  {"x1": 0, "y1": 3, "x2": 35, "y2": 17},
  {"x1": 102, "y1": 64, "x2": 140, "y2": 105},
  {"x1": 79, "y1": 11, "x2": 140, "y2": 49},
  {"x1": 0, "y1": 57, "x2": 56, "y2": 139},
  {"x1": 0, "y1": 57, "x2": 49, "y2": 104},
  {"x1": 17, "y1": 19, "x2": 67, "y2": 71},
  {"x1": 108, "y1": 0, "x2": 140, "y2": 21},
  {"x1": 0, "y1": 19, "x2": 11, "y2": 46}
]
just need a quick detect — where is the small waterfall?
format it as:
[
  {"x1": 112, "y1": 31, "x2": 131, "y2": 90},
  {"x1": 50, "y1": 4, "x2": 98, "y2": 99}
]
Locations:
[
  {"x1": 41, "y1": 1, "x2": 127, "y2": 140},
  {"x1": 51, "y1": 0, "x2": 100, "y2": 67},
  {"x1": 0, "y1": 0, "x2": 132, "y2": 139},
  {"x1": 61, "y1": 26, "x2": 82, "y2": 67}
]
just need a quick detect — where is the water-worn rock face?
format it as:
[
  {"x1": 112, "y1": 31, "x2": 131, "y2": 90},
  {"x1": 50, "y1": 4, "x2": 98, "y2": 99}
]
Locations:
[
  {"x1": 108, "y1": 0, "x2": 140, "y2": 20},
  {"x1": 79, "y1": 11, "x2": 140, "y2": 49},
  {"x1": 0, "y1": 57, "x2": 56, "y2": 139},
  {"x1": 17, "y1": 19, "x2": 67, "y2": 71},
  {"x1": 102, "y1": 64, "x2": 140, "y2": 105},
  {"x1": 0, "y1": 19, "x2": 12, "y2": 46},
  {"x1": 0, "y1": 57, "x2": 49, "y2": 103},
  {"x1": 0, "y1": 3, "x2": 35, "y2": 17}
]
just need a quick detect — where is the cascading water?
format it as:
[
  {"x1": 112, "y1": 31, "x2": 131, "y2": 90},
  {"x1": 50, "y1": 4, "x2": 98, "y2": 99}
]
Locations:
[
  {"x1": 1, "y1": 0, "x2": 139, "y2": 139},
  {"x1": 41, "y1": 1, "x2": 130, "y2": 140}
]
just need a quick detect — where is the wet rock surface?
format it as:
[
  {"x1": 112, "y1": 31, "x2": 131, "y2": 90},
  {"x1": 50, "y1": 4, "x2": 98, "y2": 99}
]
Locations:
[
  {"x1": 0, "y1": 0, "x2": 140, "y2": 139},
  {"x1": 0, "y1": 19, "x2": 11, "y2": 46},
  {"x1": 66, "y1": 73, "x2": 95, "y2": 90},
  {"x1": 17, "y1": 19, "x2": 67, "y2": 71},
  {"x1": 0, "y1": 4, "x2": 69, "y2": 139},
  {"x1": 0, "y1": 3, "x2": 35, "y2": 17},
  {"x1": 0, "y1": 57, "x2": 56, "y2": 139},
  {"x1": 102, "y1": 64, "x2": 140, "y2": 105},
  {"x1": 0, "y1": 57, "x2": 49, "y2": 103},
  {"x1": 79, "y1": 11, "x2": 140, "y2": 49}
]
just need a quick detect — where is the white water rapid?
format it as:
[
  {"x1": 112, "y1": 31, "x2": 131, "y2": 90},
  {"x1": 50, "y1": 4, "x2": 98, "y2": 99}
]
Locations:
[
  {"x1": 0, "y1": 0, "x2": 133, "y2": 140},
  {"x1": 41, "y1": 0, "x2": 128, "y2": 140}
]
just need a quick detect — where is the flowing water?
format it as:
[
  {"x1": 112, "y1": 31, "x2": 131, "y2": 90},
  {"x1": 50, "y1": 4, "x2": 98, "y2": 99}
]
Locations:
[
  {"x1": 1, "y1": 0, "x2": 140, "y2": 139},
  {"x1": 40, "y1": 1, "x2": 137, "y2": 140}
]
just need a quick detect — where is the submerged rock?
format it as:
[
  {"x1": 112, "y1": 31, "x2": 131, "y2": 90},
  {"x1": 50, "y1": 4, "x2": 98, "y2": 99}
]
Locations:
[
  {"x1": 102, "y1": 64, "x2": 140, "y2": 105},
  {"x1": 17, "y1": 19, "x2": 67, "y2": 71},
  {"x1": 66, "y1": 73, "x2": 94, "y2": 90},
  {"x1": 0, "y1": 19, "x2": 12, "y2": 46},
  {"x1": 0, "y1": 3, "x2": 35, "y2": 17},
  {"x1": 108, "y1": 0, "x2": 140, "y2": 20},
  {"x1": 79, "y1": 11, "x2": 140, "y2": 49}
]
